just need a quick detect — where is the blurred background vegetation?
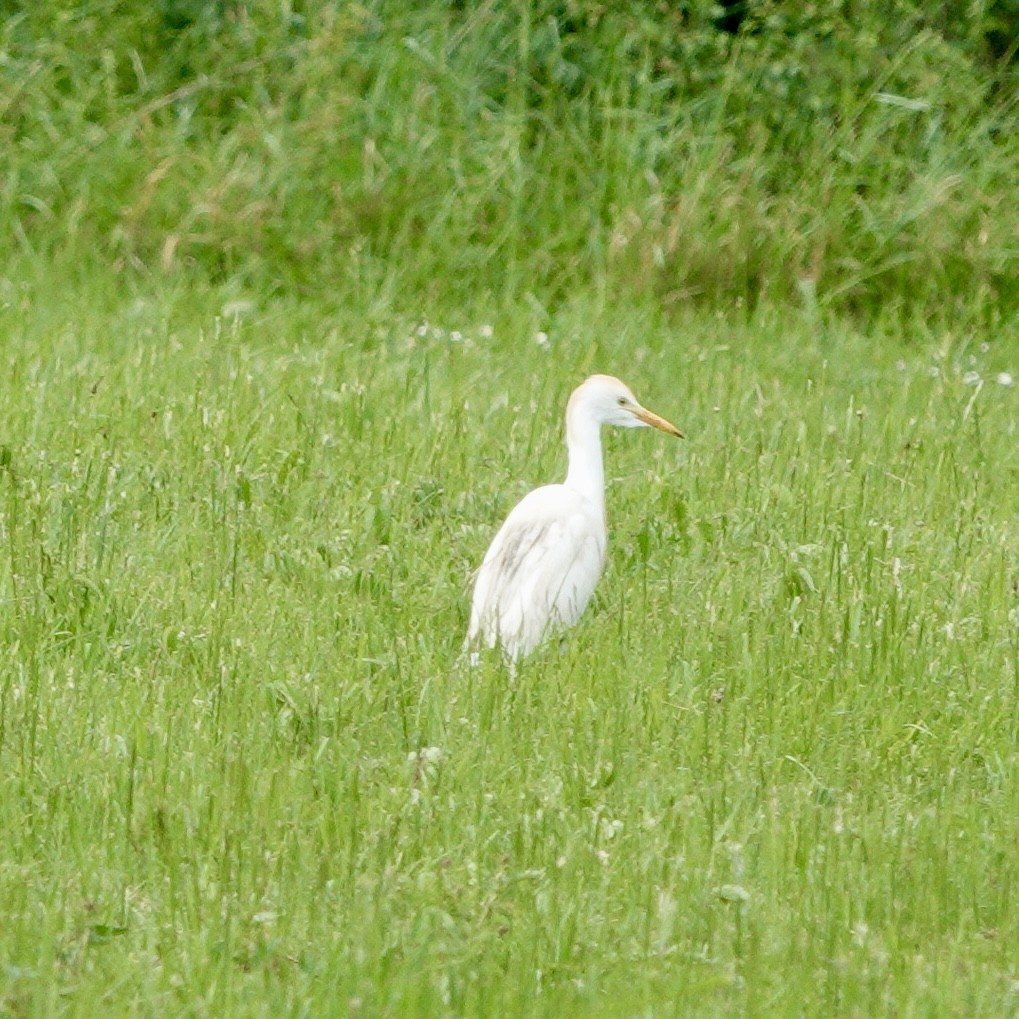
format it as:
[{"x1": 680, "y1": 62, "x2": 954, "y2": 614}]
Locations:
[{"x1": 1, "y1": 0, "x2": 1017, "y2": 318}]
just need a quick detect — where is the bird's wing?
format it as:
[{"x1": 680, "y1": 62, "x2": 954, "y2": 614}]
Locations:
[{"x1": 468, "y1": 485, "x2": 605, "y2": 659}]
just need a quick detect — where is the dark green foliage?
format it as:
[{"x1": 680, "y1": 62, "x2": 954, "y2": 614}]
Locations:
[{"x1": 1, "y1": 0, "x2": 1016, "y2": 315}]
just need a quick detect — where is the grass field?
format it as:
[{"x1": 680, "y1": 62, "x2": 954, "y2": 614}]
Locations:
[{"x1": 1, "y1": 275, "x2": 1017, "y2": 1016}]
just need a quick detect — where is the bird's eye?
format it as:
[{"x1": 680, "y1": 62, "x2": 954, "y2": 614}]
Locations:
[{"x1": 617, "y1": 397, "x2": 627, "y2": 406}]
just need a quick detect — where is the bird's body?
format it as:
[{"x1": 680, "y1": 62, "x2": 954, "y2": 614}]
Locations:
[
  {"x1": 467, "y1": 483, "x2": 606, "y2": 660},
  {"x1": 467, "y1": 374, "x2": 682, "y2": 662}
]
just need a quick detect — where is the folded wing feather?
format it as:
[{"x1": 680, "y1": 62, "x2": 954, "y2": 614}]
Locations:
[{"x1": 467, "y1": 484, "x2": 606, "y2": 660}]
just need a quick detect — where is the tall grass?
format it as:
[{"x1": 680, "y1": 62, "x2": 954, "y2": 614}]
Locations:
[
  {"x1": 2, "y1": 1, "x2": 1017, "y2": 315},
  {"x1": 2, "y1": 3, "x2": 1018, "y2": 1014},
  {"x1": 0, "y1": 279, "x2": 1017, "y2": 1015}
]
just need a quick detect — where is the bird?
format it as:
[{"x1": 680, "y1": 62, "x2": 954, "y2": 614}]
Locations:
[{"x1": 466, "y1": 374, "x2": 683, "y2": 663}]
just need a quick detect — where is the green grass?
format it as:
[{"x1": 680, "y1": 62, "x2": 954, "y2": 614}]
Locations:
[
  {"x1": 3, "y1": 4, "x2": 1017, "y2": 1012},
  {"x1": 3, "y1": 2, "x2": 1017, "y2": 316},
  {"x1": 1, "y1": 276, "x2": 1017, "y2": 1016}
]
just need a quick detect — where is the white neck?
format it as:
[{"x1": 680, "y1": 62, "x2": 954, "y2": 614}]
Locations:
[{"x1": 564, "y1": 409, "x2": 605, "y2": 513}]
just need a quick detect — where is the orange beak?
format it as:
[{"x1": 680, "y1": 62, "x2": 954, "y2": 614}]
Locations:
[{"x1": 633, "y1": 406, "x2": 684, "y2": 438}]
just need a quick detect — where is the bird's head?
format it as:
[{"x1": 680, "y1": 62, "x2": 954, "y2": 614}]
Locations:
[{"x1": 570, "y1": 374, "x2": 684, "y2": 437}]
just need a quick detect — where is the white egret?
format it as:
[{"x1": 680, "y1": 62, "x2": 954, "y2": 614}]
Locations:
[{"x1": 467, "y1": 374, "x2": 683, "y2": 663}]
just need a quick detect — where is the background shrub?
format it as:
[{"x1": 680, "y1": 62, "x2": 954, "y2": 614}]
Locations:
[{"x1": 1, "y1": 0, "x2": 1016, "y2": 316}]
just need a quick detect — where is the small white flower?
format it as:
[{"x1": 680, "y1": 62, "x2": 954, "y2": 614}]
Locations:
[
  {"x1": 928, "y1": 366, "x2": 940, "y2": 378},
  {"x1": 478, "y1": 324, "x2": 494, "y2": 339},
  {"x1": 717, "y1": 884, "x2": 750, "y2": 903},
  {"x1": 600, "y1": 818, "x2": 624, "y2": 840},
  {"x1": 996, "y1": 372, "x2": 1014, "y2": 387},
  {"x1": 450, "y1": 331, "x2": 463, "y2": 343},
  {"x1": 407, "y1": 745, "x2": 443, "y2": 768},
  {"x1": 416, "y1": 323, "x2": 429, "y2": 337},
  {"x1": 535, "y1": 331, "x2": 550, "y2": 348},
  {"x1": 963, "y1": 371, "x2": 981, "y2": 385}
]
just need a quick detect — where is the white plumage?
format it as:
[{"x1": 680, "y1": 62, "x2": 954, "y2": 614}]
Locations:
[{"x1": 467, "y1": 374, "x2": 682, "y2": 662}]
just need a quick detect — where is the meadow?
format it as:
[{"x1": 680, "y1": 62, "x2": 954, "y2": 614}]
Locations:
[
  {"x1": 2, "y1": 1, "x2": 1019, "y2": 1015},
  {"x1": 1, "y1": 277, "x2": 1017, "y2": 1016}
]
